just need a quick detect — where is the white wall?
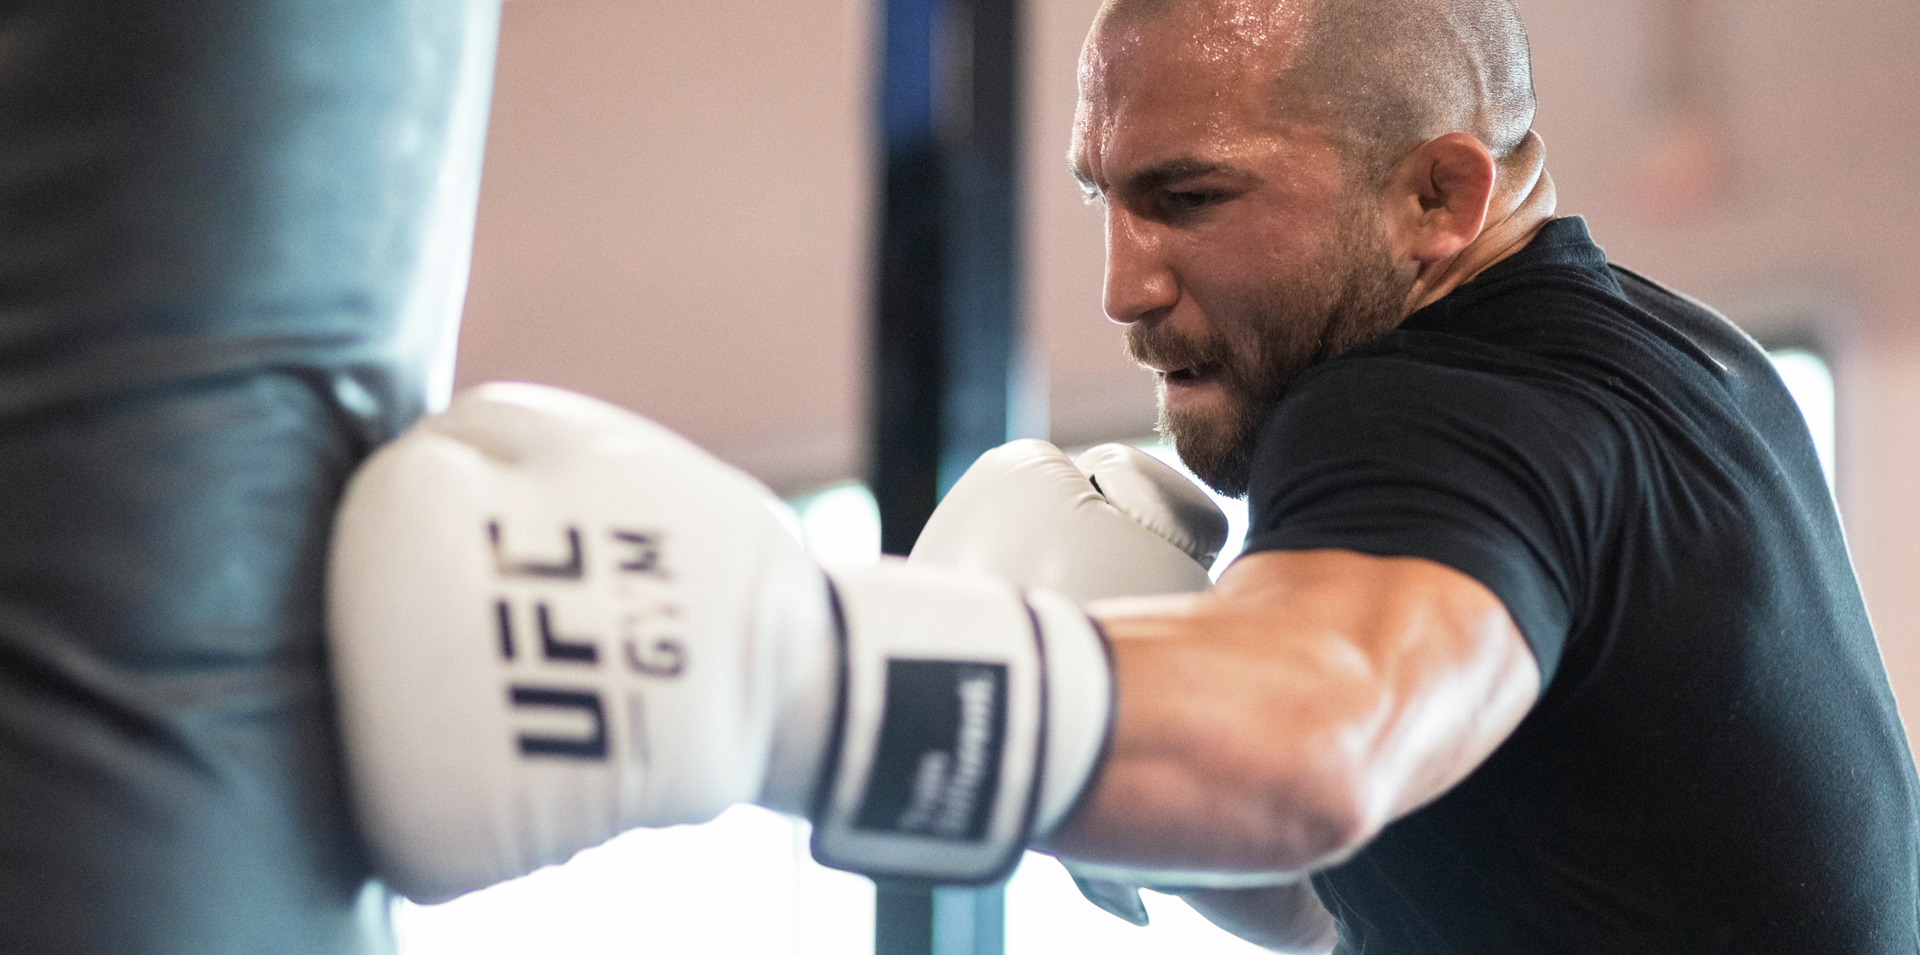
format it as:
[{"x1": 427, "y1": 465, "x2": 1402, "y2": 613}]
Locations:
[{"x1": 455, "y1": 0, "x2": 874, "y2": 494}]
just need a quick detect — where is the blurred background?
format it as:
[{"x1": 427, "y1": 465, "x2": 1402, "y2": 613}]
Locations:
[{"x1": 404, "y1": 0, "x2": 1918, "y2": 950}]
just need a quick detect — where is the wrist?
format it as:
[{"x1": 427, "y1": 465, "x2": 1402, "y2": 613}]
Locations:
[{"x1": 803, "y1": 562, "x2": 1112, "y2": 884}]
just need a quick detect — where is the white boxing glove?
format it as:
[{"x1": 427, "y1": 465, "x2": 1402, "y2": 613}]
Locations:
[
  {"x1": 911, "y1": 440, "x2": 1292, "y2": 925},
  {"x1": 911, "y1": 440, "x2": 1226, "y2": 602},
  {"x1": 327, "y1": 384, "x2": 1112, "y2": 902}
]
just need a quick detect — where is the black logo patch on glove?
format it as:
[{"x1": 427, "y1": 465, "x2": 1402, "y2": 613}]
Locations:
[{"x1": 856, "y1": 659, "x2": 1008, "y2": 841}]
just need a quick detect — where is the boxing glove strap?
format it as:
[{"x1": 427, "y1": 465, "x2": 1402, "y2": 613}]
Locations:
[{"x1": 809, "y1": 562, "x2": 1078, "y2": 884}]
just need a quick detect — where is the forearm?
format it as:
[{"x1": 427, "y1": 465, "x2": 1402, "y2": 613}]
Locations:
[
  {"x1": 1048, "y1": 550, "x2": 1539, "y2": 876},
  {"x1": 1050, "y1": 589, "x2": 1374, "y2": 874}
]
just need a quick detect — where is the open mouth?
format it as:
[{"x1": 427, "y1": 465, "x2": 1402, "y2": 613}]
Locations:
[{"x1": 1165, "y1": 362, "x2": 1221, "y2": 385}]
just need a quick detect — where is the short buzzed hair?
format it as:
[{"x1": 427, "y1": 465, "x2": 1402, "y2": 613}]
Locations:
[
  {"x1": 1097, "y1": 0, "x2": 1537, "y2": 182},
  {"x1": 1289, "y1": 0, "x2": 1535, "y2": 180}
]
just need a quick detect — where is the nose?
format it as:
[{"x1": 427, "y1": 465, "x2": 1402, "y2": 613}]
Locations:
[{"x1": 1102, "y1": 209, "x2": 1177, "y2": 325}]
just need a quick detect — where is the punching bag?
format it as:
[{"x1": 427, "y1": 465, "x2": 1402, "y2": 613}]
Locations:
[{"x1": 0, "y1": 1, "x2": 500, "y2": 951}]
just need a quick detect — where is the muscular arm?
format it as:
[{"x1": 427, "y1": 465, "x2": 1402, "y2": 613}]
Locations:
[{"x1": 1049, "y1": 548, "x2": 1539, "y2": 933}]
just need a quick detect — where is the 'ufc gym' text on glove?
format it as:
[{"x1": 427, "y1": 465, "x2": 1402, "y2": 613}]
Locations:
[{"x1": 326, "y1": 383, "x2": 1113, "y2": 902}]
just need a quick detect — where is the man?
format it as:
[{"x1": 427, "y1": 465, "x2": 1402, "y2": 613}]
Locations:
[
  {"x1": 1048, "y1": 0, "x2": 1920, "y2": 948},
  {"x1": 320, "y1": 0, "x2": 1918, "y2": 952}
]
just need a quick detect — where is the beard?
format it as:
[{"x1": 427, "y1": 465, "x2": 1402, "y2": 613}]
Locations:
[{"x1": 1126, "y1": 203, "x2": 1415, "y2": 497}]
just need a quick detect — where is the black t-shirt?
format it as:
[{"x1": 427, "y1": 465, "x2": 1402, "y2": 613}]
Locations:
[{"x1": 1243, "y1": 218, "x2": 1920, "y2": 952}]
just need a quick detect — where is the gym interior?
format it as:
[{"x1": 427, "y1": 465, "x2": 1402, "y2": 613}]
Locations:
[{"x1": 378, "y1": 0, "x2": 1920, "y2": 951}]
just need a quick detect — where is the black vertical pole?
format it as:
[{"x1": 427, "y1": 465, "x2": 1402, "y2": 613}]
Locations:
[
  {"x1": 936, "y1": 0, "x2": 1021, "y2": 493},
  {"x1": 869, "y1": 0, "x2": 1022, "y2": 949},
  {"x1": 872, "y1": 0, "x2": 1024, "y2": 553},
  {"x1": 872, "y1": 0, "x2": 948, "y2": 559}
]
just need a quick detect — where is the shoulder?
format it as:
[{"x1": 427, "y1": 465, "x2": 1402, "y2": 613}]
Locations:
[
  {"x1": 1269, "y1": 345, "x2": 1627, "y2": 457},
  {"x1": 1245, "y1": 352, "x2": 1614, "y2": 683},
  {"x1": 1269, "y1": 256, "x2": 1750, "y2": 461}
]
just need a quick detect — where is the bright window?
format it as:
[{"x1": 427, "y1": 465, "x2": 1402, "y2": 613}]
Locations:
[
  {"x1": 1770, "y1": 348, "x2": 1836, "y2": 486},
  {"x1": 792, "y1": 482, "x2": 883, "y2": 566}
]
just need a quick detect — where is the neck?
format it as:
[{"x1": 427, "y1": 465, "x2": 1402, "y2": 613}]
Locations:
[{"x1": 1403, "y1": 131, "x2": 1558, "y2": 314}]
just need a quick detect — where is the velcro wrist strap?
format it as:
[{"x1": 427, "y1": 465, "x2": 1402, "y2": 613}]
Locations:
[{"x1": 809, "y1": 562, "x2": 1049, "y2": 884}]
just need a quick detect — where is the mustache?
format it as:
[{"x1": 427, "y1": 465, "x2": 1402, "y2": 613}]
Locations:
[{"x1": 1124, "y1": 322, "x2": 1230, "y2": 373}]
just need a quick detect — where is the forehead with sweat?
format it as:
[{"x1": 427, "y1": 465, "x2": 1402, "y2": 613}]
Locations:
[{"x1": 1081, "y1": 0, "x2": 1537, "y2": 179}]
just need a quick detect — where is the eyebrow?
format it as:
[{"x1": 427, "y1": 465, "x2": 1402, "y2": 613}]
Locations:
[{"x1": 1071, "y1": 157, "x2": 1251, "y2": 197}]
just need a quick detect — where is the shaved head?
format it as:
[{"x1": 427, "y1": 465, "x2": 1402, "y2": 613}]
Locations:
[
  {"x1": 1073, "y1": 0, "x2": 1549, "y2": 495},
  {"x1": 1093, "y1": 0, "x2": 1536, "y2": 181}
]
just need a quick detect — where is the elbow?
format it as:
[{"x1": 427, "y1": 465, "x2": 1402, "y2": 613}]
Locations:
[
  {"x1": 1177, "y1": 689, "x2": 1388, "y2": 872},
  {"x1": 1183, "y1": 757, "x2": 1374, "y2": 872},
  {"x1": 1265, "y1": 773, "x2": 1373, "y2": 870},
  {"x1": 1225, "y1": 723, "x2": 1384, "y2": 871}
]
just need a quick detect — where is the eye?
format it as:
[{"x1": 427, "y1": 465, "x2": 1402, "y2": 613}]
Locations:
[
  {"x1": 1151, "y1": 187, "x2": 1232, "y2": 220},
  {"x1": 1164, "y1": 189, "x2": 1218, "y2": 211}
]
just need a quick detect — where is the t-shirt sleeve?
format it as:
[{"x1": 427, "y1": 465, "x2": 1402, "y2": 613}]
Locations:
[{"x1": 1242, "y1": 354, "x2": 1620, "y2": 683}]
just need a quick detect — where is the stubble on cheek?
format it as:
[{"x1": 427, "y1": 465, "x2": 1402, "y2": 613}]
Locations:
[
  {"x1": 1131, "y1": 312, "x2": 1314, "y2": 499},
  {"x1": 1130, "y1": 214, "x2": 1413, "y2": 499}
]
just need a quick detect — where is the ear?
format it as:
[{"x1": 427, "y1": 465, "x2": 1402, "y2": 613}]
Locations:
[{"x1": 1383, "y1": 133, "x2": 1497, "y2": 264}]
